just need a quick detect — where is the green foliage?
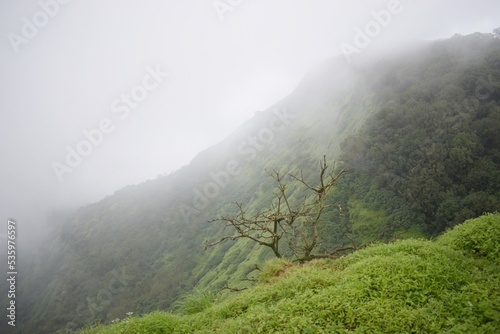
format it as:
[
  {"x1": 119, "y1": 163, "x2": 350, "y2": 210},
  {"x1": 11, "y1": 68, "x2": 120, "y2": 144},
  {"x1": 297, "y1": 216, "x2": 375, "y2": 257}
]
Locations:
[
  {"x1": 258, "y1": 258, "x2": 292, "y2": 283},
  {"x1": 172, "y1": 288, "x2": 217, "y2": 315},
  {"x1": 78, "y1": 311, "x2": 184, "y2": 334},
  {"x1": 342, "y1": 33, "x2": 500, "y2": 232},
  {"x1": 79, "y1": 213, "x2": 500, "y2": 333},
  {"x1": 437, "y1": 212, "x2": 500, "y2": 260},
  {"x1": 348, "y1": 199, "x2": 389, "y2": 243}
]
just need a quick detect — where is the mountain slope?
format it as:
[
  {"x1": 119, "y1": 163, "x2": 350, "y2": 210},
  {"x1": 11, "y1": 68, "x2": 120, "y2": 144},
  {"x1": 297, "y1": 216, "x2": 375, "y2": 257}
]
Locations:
[
  {"x1": 5, "y1": 32, "x2": 500, "y2": 334},
  {"x1": 80, "y1": 213, "x2": 500, "y2": 333}
]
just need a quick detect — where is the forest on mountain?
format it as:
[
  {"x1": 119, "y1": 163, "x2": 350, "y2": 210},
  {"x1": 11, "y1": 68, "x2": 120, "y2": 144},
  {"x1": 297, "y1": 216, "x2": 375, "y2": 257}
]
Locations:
[
  {"x1": 341, "y1": 33, "x2": 500, "y2": 232},
  {"x1": 2, "y1": 31, "x2": 499, "y2": 334}
]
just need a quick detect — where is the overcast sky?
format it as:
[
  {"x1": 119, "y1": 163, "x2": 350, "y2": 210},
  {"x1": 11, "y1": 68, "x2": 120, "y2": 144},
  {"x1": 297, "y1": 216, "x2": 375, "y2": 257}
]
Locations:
[{"x1": 0, "y1": 0, "x2": 498, "y2": 239}]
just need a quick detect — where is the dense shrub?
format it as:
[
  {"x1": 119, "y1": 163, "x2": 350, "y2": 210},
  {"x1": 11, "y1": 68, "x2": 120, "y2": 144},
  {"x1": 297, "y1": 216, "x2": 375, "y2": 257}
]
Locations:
[{"x1": 437, "y1": 212, "x2": 499, "y2": 260}]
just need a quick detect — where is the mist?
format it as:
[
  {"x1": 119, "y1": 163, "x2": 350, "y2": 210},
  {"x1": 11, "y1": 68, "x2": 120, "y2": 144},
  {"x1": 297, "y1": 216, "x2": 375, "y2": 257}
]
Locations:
[{"x1": 0, "y1": 0, "x2": 498, "y2": 248}]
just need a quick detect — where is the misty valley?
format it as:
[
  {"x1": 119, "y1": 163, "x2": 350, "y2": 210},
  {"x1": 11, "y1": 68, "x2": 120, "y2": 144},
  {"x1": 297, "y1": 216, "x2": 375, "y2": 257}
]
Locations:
[{"x1": 2, "y1": 30, "x2": 500, "y2": 334}]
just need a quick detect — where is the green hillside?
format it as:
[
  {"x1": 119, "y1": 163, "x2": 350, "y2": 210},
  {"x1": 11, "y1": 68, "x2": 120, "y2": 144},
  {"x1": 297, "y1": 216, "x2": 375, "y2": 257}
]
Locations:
[
  {"x1": 5, "y1": 32, "x2": 499, "y2": 333},
  {"x1": 79, "y1": 213, "x2": 499, "y2": 333}
]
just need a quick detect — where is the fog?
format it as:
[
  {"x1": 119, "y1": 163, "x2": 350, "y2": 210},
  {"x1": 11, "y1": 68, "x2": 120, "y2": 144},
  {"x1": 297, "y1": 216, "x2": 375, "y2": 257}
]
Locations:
[{"x1": 0, "y1": 0, "x2": 498, "y2": 246}]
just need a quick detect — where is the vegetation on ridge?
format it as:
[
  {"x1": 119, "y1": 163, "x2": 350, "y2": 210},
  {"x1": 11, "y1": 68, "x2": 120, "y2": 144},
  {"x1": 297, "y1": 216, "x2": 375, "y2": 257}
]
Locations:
[{"x1": 79, "y1": 213, "x2": 500, "y2": 333}]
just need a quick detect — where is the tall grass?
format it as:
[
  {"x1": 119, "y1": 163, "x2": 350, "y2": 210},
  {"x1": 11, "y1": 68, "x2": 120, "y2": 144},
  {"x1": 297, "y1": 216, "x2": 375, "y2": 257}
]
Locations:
[{"x1": 171, "y1": 288, "x2": 217, "y2": 315}]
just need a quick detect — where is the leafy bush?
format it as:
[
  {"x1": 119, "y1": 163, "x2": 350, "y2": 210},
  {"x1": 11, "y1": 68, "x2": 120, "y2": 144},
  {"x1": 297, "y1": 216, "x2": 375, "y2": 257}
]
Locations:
[
  {"x1": 258, "y1": 258, "x2": 292, "y2": 283},
  {"x1": 437, "y1": 212, "x2": 499, "y2": 260}
]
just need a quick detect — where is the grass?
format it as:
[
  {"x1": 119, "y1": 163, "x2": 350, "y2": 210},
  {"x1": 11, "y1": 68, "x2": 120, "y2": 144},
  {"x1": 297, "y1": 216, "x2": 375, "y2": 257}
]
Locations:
[
  {"x1": 171, "y1": 288, "x2": 217, "y2": 315},
  {"x1": 79, "y1": 213, "x2": 499, "y2": 333}
]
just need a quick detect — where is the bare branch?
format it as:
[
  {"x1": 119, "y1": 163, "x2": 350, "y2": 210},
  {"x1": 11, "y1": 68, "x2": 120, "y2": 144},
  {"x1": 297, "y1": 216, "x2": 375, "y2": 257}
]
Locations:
[
  {"x1": 295, "y1": 244, "x2": 359, "y2": 263},
  {"x1": 206, "y1": 156, "x2": 351, "y2": 263}
]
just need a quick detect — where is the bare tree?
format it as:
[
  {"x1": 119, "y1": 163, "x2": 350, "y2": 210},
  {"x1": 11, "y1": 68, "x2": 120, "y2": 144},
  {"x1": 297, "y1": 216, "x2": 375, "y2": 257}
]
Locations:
[{"x1": 205, "y1": 156, "x2": 353, "y2": 262}]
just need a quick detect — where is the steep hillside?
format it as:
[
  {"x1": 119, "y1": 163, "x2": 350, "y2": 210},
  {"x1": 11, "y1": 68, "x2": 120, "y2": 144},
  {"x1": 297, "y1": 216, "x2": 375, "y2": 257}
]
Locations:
[
  {"x1": 80, "y1": 213, "x2": 500, "y2": 333},
  {"x1": 5, "y1": 32, "x2": 500, "y2": 334}
]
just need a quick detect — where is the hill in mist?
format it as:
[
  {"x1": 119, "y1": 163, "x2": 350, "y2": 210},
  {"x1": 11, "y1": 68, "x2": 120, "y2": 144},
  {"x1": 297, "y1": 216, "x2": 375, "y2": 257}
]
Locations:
[{"x1": 2, "y1": 31, "x2": 499, "y2": 334}]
